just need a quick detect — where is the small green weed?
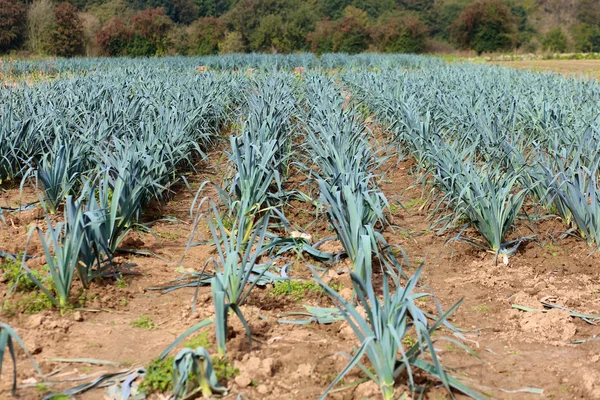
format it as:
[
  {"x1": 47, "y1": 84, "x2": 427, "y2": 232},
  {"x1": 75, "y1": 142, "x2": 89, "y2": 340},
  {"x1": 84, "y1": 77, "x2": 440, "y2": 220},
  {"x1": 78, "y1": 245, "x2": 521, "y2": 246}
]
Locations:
[
  {"x1": 270, "y1": 280, "x2": 342, "y2": 301},
  {"x1": 3, "y1": 291, "x2": 54, "y2": 315},
  {"x1": 472, "y1": 305, "x2": 489, "y2": 312},
  {"x1": 544, "y1": 243, "x2": 560, "y2": 256},
  {"x1": 0, "y1": 256, "x2": 48, "y2": 292},
  {"x1": 211, "y1": 356, "x2": 239, "y2": 382},
  {"x1": 131, "y1": 315, "x2": 155, "y2": 330},
  {"x1": 116, "y1": 276, "x2": 128, "y2": 289},
  {"x1": 183, "y1": 331, "x2": 211, "y2": 349},
  {"x1": 140, "y1": 357, "x2": 174, "y2": 394},
  {"x1": 402, "y1": 335, "x2": 417, "y2": 348},
  {"x1": 156, "y1": 231, "x2": 179, "y2": 240},
  {"x1": 403, "y1": 198, "x2": 424, "y2": 209}
]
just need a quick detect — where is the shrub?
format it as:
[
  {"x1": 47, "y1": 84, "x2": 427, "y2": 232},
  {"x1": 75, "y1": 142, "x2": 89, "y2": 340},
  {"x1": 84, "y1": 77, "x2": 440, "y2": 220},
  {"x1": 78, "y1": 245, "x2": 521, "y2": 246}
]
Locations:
[{"x1": 542, "y1": 27, "x2": 568, "y2": 53}]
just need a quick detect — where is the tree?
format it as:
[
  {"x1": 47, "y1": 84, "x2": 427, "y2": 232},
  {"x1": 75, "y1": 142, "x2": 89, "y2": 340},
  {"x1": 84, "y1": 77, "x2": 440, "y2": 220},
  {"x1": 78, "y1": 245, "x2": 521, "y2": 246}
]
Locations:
[
  {"x1": 0, "y1": 0, "x2": 27, "y2": 53},
  {"x1": 320, "y1": 0, "x2": 351, "y2": 19},
  {"x1": 376, "y1": 16, "x2": 428, "y2": 53},
  {"x1": 52, "y1": 2, "x2": 85, "y2": 56},
  {"x1": 250, "y1": 14, "x2": 289, "y2": 52},
  {"x1": 542, "y1": 27, "x2": 567, "y2": 52},
  {"x1": 572, "y1": 23, "x2": 600, "y2": 53},
  {"x1": 96, "y1": 17, "x2": 131, "y2": 55},
  {"x1": 194, "y1": 0, "x2": 231, "y2": 17},
  {"x1": 128, "y1": 8, "x2": 173, "y2": 56},
  {"x1": 27, "y1": 0, "x2": 56, "y2": 54},
  {"x1": 79, "y1": 11, "x2": 102, "y2": 56},
  {"x1": 285, "y1": 2, "x2": 318, "y2": 51},
  {"x1": 140, "y1": 0, "x2": 199, "y2": 24},
  {"x1": 351, "y1": 0, "x2": 395, "y2": 18},
  {"x1": 219, "y1": 31, "x2": 245, "y2": 53},
  {"x1": 306, "y1": 19, "x2": 335, "y2": 54},
  {"x1": 89, "y1": 0, "x2": 133, "y2": 24},
  {"x1": 450, "y1": 0, "x2": 517, "y2": 54},
  {"x1": 430, "y1": 1, "x2": 468, "y2": 40},
  {"x1": 332, "y1": 6, "x2": 371, "y2": 53},
  {"x1": 188, "y1": 17, "x2": 226, "y2": 54},
  {"x1": 398, "y1": 0, "x2": 434, "y2": 12}
]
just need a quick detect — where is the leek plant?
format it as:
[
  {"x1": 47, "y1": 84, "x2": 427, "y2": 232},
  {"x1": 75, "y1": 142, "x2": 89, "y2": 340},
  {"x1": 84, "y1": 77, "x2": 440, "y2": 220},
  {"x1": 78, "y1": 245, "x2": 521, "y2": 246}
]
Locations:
[
  {"x1": 22, "y1": 196, "x2": 85, "y2": 310},
  {"x1": 226, "y1": 134, "x2": 282, "y2": 213},
  {"x1": 244, "y1": 76, "x2": 297, "y2": 178},
  {"x1": 172, "y1": 347, "x2": 228, "y2": 399},
  {"x1": 206, "y1": 202, "x2": 275, "y2": 356},
  {"x1": 1, "y1": 322, "x2": 43, "y2": 396},
  {"x1": 29, "y1": 146, "x2": 79, "y2": 214},
  {"x1": 429, "y1": 146, "x2": 529, "y2": 261},
  {"x1": 313, "y1": 237, "x2": 481, "y2": 400},
  {"x1": 317, "y1": 180, "x2": 391, "y2": 279},
  {"x1": 541, "y1": 156, "x2": 600, "y2": 248}
]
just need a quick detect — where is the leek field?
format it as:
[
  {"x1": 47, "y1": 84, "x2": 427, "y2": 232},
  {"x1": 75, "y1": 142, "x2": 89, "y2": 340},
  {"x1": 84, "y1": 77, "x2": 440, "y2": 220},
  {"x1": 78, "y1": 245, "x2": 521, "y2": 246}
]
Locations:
[{"x1": 1, "y1": 54, "x2": 600, "y2": 400}]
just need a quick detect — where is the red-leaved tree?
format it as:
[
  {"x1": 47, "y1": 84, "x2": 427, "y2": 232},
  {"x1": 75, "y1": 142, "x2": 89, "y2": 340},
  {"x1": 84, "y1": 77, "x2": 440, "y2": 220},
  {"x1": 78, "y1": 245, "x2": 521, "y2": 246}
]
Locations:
[
  {"x1": 52, "y1": 2, "x2": 85, "y2": 57},
  {"x1": 0, "y1": 0, "x2": 27, "y2": 53},
  {"x1": 96, "y1": 18, "x2": 132, "y2": 56}
]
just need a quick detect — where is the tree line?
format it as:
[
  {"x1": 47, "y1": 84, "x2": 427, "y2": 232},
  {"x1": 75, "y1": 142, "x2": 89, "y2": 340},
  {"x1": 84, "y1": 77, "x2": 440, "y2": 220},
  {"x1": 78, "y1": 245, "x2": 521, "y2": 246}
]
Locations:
[{"x1": 1, "y1": 0, "x2": 599, "y2": 57}]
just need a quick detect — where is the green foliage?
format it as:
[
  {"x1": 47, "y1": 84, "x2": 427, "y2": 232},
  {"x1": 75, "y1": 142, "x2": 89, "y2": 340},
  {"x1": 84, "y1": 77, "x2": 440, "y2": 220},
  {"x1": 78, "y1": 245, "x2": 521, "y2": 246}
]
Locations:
[
  {"x1": 270, "y1": 279, "x2": 323, "y2": 300},
  {"x1": 131, "y1": 315, "x2": 155, "y2": 330},
  {"x1": 572, "y1": 23, "x2": 600, "y2": 53},
  {"x1": 450, "y1": 0, "x2": 517, "y2": 54},
  {"x1": 187, "y1": 17, "x2": 226, "y2": 55},
  {"x1": 542, "y1": 27, "x2": 568, "y2": 53},
  {"x1": 211, "y1": 355, "x2": 239, "y2": 381},
  {"x1": 377, "y1": 16, "x2": 429, "y2": 53},
  {"x1": 1, "y1": 256, "x2": 42, "y2": 292},
  {"x1": 183, "y1": 331, "x2": 211, "y2": 349},
  {"x1": 3, "y1": 290, "x2": 55, "y2": 315},
  {"x1": 140, "y1": 357, "x2": 175, "y2": 394}
]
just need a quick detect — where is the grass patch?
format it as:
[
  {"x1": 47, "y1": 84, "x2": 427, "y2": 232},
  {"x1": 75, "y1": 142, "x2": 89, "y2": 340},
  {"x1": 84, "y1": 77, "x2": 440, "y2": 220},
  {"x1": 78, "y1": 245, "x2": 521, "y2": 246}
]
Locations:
[
  {"x1": 270, "y1": 280, "x2": 342, "y2": 301},
  {"x1": 131, "y1": 315, "x2": 155, "y2": 330},
  {"x1": 156, "y1": 231, "x2": 180, "y2": 240},
  {"x1": 3, "y1": 291, "x2": 54, "y2": 315},
  {"x1": 0, "y1": 256, "x2": 48, "y2": 292},
  {"x1": 403, "y1": 198, "x2": 424, "y2": 209},
  {"x1": 183, "y1": 331, "x2": 211, "y2": 349}
]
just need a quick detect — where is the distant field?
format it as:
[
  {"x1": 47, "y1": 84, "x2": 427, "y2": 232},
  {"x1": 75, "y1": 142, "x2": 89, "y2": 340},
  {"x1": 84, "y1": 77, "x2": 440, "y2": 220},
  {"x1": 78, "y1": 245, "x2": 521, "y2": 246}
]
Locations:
[{"x1": 492, "y1": 59, "x2": 600, "y2": 80}]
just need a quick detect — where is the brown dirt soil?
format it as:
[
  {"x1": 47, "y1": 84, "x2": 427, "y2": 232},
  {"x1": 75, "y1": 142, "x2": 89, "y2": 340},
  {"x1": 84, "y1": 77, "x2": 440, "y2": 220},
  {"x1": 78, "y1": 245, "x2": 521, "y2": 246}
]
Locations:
[
  {"x1": 491, "y1": 59, "x2": 600, "y2": 80},
  {"x1": 2, "y1": 144, "x2": 600, "y2": 400}
]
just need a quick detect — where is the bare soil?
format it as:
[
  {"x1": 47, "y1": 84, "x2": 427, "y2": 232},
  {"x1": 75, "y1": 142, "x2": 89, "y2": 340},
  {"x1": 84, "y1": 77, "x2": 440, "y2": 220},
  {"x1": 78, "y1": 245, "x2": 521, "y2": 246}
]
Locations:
[
  {"x1": 491, "y1": 59, "x2": 600, "y2": 81},
  {"x1": 1, "y1": 145, "x2": 600, "y2": 400}
]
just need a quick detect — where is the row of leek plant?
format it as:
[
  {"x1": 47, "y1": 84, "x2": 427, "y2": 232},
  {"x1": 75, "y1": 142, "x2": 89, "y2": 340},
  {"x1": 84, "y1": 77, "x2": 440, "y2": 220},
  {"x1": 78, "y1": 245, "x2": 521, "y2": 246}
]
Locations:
[
  {"x1": 190, "y1": 74, "x2": 299, "y2": 356},
  {"x1": 1, "y1": 68, "x2": 234, "y2": 206},
  {"x1": 300, "y1": 74, "x2": 400, "y2": 280},
  {"x1": 300, "y1": 75, "x2": 480, "y2": 399},
  {"x1": 3, "y1": 69, "x2": 236, "y2": 311},
  {"x1": 344, "y1": 67, "x2": 586, "y2": 261}
]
